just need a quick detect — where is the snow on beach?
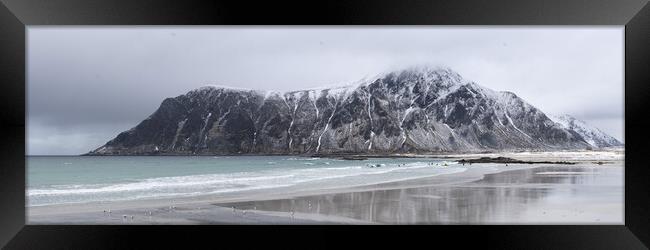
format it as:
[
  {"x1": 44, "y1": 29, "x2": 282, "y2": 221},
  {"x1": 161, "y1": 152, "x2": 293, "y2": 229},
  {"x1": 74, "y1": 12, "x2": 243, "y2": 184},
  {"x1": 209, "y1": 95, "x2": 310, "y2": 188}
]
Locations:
[{"x1": 438, "y1": 150, "x2": 624, "y2": 162}]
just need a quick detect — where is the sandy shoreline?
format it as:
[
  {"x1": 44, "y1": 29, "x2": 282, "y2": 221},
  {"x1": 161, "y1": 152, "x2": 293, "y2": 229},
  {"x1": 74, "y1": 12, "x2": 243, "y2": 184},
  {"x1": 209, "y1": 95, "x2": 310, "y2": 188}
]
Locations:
[{"x1": 28, "y1": 151, "x2": 624, "y2": 224}]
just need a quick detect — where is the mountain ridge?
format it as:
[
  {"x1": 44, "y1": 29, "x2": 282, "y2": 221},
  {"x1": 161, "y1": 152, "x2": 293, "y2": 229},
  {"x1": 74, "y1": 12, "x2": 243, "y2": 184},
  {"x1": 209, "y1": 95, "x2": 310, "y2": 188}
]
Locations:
[
  {"x1": 548, "y1": 114, "x2": 623, "y2": 148},
  {"x1": 87, "y1": 66, "x2": 619, "y2": 156}
]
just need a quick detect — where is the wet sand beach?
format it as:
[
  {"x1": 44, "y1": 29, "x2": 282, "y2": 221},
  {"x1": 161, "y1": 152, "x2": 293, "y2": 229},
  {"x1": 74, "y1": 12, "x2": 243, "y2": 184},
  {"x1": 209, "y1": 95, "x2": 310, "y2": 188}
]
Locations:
[{"x1": 218, "y1": 164, "x2": 622, "y2": 224}]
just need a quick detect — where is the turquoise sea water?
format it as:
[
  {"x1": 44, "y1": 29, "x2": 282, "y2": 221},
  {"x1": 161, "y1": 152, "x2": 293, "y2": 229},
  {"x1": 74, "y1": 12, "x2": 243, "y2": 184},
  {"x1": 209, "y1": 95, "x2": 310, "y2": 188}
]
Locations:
[{"x1": 27, "y1": 156, "x2": 462, "y2": 206}]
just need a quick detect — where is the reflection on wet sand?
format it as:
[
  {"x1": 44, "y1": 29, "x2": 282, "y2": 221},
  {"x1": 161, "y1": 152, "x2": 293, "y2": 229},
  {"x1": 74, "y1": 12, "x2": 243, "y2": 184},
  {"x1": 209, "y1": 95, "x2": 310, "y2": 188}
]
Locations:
[{"x1": 217, "y1": 165, "x2": 622, "y2": 224}]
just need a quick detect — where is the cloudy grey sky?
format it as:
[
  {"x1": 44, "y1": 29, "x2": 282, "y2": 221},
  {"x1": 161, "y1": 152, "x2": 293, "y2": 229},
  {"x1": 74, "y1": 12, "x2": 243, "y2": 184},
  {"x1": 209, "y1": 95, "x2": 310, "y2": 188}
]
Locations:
[{"x1": 27, "y1": 26, "x2": 624, "y2": 155}]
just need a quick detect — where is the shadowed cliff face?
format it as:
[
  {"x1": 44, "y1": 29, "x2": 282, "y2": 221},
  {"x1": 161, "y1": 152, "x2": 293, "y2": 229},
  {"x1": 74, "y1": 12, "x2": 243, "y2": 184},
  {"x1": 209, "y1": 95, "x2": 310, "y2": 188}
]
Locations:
[{"x1": 88, "y1": 66, "x2": 594, "y2": 156}]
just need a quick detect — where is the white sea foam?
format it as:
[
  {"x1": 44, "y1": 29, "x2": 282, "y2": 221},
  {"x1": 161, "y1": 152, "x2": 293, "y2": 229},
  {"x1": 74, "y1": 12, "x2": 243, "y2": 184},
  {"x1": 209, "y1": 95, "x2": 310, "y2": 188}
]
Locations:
[{"x1": 28, "y1": 174, "x2": 298, "y2": 196}]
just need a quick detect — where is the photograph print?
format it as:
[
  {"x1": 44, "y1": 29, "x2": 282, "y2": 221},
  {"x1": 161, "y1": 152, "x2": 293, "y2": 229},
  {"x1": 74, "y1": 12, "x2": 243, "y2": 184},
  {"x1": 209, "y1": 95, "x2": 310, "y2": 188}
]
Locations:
[{"x1": 27, "y1": 27, "x2": 624, "y2": 225}]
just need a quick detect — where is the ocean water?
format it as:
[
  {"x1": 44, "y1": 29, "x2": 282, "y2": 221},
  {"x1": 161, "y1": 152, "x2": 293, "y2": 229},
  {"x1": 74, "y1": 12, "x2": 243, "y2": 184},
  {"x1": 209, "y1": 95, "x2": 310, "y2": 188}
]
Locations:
[{"x1": 27, "y1": 156, "x2": 464, "y2": 206}]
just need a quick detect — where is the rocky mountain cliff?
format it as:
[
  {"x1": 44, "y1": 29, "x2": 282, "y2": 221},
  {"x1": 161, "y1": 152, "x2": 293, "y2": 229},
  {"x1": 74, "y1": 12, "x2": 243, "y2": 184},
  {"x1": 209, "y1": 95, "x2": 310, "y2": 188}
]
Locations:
[
  {"x1": 87, "y1": 66, "x2": 611, "y2": 156},
  {"x1": 548, "y1": 114, "x2": 623, "y2": 148}
]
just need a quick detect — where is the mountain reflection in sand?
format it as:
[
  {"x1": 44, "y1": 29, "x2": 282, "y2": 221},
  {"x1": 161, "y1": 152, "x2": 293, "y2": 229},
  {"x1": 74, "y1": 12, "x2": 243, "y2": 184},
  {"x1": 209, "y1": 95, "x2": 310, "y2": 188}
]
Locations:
[{"x1": 218, "y1": 165, "x2": 622, "y2": 224}]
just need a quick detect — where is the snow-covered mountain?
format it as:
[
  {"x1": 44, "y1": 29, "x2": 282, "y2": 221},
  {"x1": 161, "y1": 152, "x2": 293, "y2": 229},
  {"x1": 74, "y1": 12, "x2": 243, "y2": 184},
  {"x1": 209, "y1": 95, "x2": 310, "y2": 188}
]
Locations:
[
  {"x1": 548, "y1": 114, "x2": 623, "y2": 148},
  {"x1": 88, "y1": 66, "x2": 605, "y2": 155}
]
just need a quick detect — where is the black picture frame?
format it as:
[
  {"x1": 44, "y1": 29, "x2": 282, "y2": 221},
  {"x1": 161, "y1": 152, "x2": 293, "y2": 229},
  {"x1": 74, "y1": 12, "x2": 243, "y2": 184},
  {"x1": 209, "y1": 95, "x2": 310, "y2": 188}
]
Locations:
[{"x1": 1, "y1": 0, "x2": 648, "y2": 248}]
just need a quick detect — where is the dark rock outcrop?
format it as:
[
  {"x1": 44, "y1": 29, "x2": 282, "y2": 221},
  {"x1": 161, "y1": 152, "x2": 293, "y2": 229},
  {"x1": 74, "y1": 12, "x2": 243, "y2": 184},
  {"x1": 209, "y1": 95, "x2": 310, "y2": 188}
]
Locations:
[{"x1": 458, "y1": 157, "x2": 576, "y2": 165}]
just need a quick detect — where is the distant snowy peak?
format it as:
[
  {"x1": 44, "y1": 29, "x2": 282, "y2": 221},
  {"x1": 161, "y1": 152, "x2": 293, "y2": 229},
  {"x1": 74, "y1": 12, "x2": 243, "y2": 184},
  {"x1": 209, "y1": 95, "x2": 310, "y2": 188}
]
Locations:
[{"x1": 548, "y1": 114, "x2": 623, "y2": 148}]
